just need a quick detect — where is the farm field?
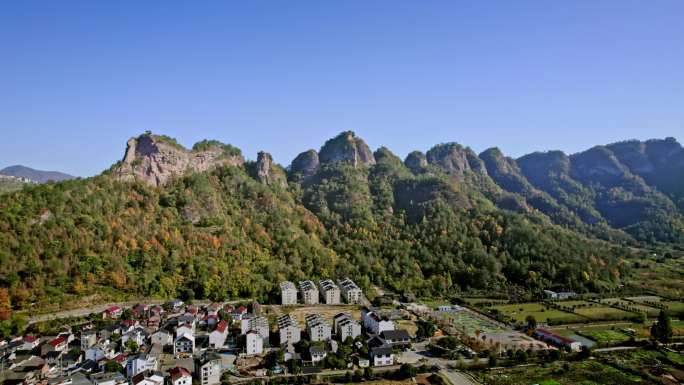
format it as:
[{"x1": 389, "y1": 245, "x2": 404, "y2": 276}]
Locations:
[
  {"x1": 436, "y1": 309, "x2": 507, "y2": 336},
  {"x1": 573, "y1": 305, "x2": 635, "y2": 320},
  {"x1": 473, "y1": 360, "x2": 643, "y2": 385},
  {"x1": 461, "y1": 297, "x2": 508, "y2": 306},
  {"x1": 551, "y1": 300, "x2": 589, "y2": 307},
  {"x1": 579, "y1": 329, "x2": 631, "y2": 346},
  {"x1": 663, "y1": 301, "x2": 684, "y2": 314},
  {"x1": 488, "y1": 302, "x2": 585, "y2": 324},
  {"x1": 597, "y1": 348, "x2": 684, "y2": 384}
]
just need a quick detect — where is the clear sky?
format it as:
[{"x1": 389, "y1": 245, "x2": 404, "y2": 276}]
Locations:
[{"x1": 1, "y1": 1, "x2": 683, "y2": 177}]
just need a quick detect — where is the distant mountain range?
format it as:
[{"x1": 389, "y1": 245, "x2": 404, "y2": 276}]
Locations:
[{"x1": 0, "y1": 165, "x2": 75, "y2": 184}]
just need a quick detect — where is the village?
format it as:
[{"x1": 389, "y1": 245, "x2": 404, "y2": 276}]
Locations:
[{"x1": 0, "y1": 279, "x2": 682, "y2": 385}]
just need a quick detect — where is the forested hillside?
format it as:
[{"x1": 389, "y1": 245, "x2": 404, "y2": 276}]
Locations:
[{"x1": 0, "y1": 131, "x2": 682, "y2": 314}]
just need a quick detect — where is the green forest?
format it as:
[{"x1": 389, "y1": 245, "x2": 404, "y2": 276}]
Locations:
[{"x1": 0, "y1": 132, "x2": 682, "y2": 317}]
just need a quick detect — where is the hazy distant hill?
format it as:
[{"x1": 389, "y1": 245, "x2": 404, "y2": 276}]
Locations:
[{"x1": 0, "y1": 165, "x2": 75, "y2": 183}]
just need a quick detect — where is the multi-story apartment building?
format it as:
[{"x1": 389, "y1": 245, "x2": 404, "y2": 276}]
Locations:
[
  {"x1": 298, "y1": 280, "x2": 319, "y2": 305},
  {"x1": 338, "y1": 278, "x2": 363, "y2": 304},
  {"x1": 277, "y1": 314, "x2": 301, "y2": 346},
  {"x1": 280, "y1": 281, "x2": 298, "y2": 305},
  {"x1": 318, "y1": 279, "x2": 341, "y2": 304},
  {"x1": 305, "y1": 314, "x2": 331, "y2": 342}
]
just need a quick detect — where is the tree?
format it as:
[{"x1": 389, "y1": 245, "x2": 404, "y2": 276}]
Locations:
[
  {"x1": 650, "y1": 310, "x2": 673, "y2": 343},
  {"x1": 525, "y1": 315, "x2": 537, "y2": 330},
  {"x1": 125, "y1": 339, "x2": 139, "y2": 352},
  {"x1": 398, "y1": 364, "x2": 417, "y2": 379},
  {"x1": 105, "y1": 360, "x2": 123, "y2": 373},
  {"x1": 0, "y1": 289, "x2": 12, "y2": 321},
  {"x1": 363, "y1": 366, "x2": 374, "y2": 380}
]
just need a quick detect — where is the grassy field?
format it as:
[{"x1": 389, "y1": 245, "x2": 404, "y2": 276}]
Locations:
[
  {"x1": 488, "y1": 302, "x2": 585, "y2": 324},
  {"x1": 574, "y1": 305, "x2": 635, "y2": 320},
  {"x1": 580, "y1": 329, "x2": 631, "y2": 345},
  {"x1": 461, "y1": 297, "x2": 509, "y2": 306},
  {"x1": 663, "y1": 301, "x2": 684, "y2": 314},
  {"x1": 262, "y1": 304, "x2": 362, "y2": 328}
]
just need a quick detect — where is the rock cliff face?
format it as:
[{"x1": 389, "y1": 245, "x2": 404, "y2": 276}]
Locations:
[
  {"x1": 319, "y1": 131, "x2": 375, "y2": 167},
  {"x1": 425, "y1": 143, "x2": 485, "y2": 180},
  {"x1": 404, "y1": 151, "x2": 428, "y2": 173},
  {"x1": 256, "y1": 151, "x2": 287, "y2": 188},
  {"x1": 113, "y1": 133, "x2": 244, "y2": 187},
  {"x1": 290, "y1": 150, "x2": 320, "y2": 179}
]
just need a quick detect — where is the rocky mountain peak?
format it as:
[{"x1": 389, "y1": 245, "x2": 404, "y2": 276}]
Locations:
[
  {"x1": 404, "y1": 151, "x2": 428, "y2": 173},
  {"x1": 290, "y1": 149, "x2": 320, "y2": 180},
  {"x1": 425, "y1": 143, "x2": 486, "y2": 180},
  {"x1": 113, "y1": 132, "x2": 244, "y2": 187},
  {"x1": 319, "y1": 131, "x2": 376, "y2": 167},
  {"x1": 256, "y1": 151, "x2": 287, "y2": 188}
]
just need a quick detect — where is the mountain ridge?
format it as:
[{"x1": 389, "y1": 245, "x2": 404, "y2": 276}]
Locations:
[{"x1": 1, "y1": 131, "x2": 682, "y2": 310}]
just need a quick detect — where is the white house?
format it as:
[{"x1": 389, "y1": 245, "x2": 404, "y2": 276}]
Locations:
[
  {"x1": 168, "y1": 367, "x2": 192, "y2": 385},
  {"x1": 277, "y1": 314, "x2": 301, "y2": 346},
  {"x1": 122, "y1": 328, "x2": 146, "y2": 347},
  {"x1": 280, "y1": 281, "x2": 298, "y2": 305},
  {"x1": 370, "y1": 346, "x2": 394, "y2": 366},
  {"x1": 126, "y1": 354, "x2": 158, "y2": 378},
  {"x1": 245, "y1": 331, "x2": 263, "y2": 356},
  {"x1": 309, "y1": 346, "x2": 327, "y2": 364},
  {"x1": 174, "y1": 334, "x2": 194, "y2": 356},
  {"x1": 209, "y1": 320, "x2": 229, "y2": 348},
  {"x1": 175, "y1": 323, "x2": 194, "y2": 338},
  {"x1": 362, "y1": 308, "x2": 395, "y2": 335},
  {"x1": 150, "y1": 330, "x2": 172, "y2": 346},
  {"x1": 305, "y1": 314, "x2": 332, "y2": 342},
  {"x1": 21, "y1": 336, "x2": 40, "y2": 351},
  {"x1": 131, "y1": 371, "x2": 164, "y2": 385},
  {"x1": 85, "y1": 343, "x2": 117, "y2": 362}
]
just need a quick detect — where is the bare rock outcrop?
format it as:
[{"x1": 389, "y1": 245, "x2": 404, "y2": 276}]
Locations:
[
  {"x1": 113, "y1": 133, "x2": 244, "y2": 187},
  {"x1": 319, "y1": 131, "x2": 375, "y2": 167},
  {"x1": 290, "y1": 149, "x2": 320, "y2": 179},
  {"x1": 256, "y1": 151, "x2": 287, "y2": 188}
]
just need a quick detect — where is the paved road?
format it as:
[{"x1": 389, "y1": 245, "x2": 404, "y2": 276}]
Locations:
[
  {"x1": 593, "y1": 345, "x2": 640, "y2": 352},
  {"x1": 441, "y1": 369, "x2": 479, "y2": 385}
]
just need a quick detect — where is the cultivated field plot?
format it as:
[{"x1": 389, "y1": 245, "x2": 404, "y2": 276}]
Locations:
[
  {"x1": 473, "y1": 360, "x2": 643, "y2": 385},
  {"x1": 489, "y1": 302, "x2": 585, "y2": 324},
  {"x1": 462, "y1": 297, "x2": 509, "y2": 306},
  {"x1": 625, "y1": 295, "x2": 663, "y2": 303},
  {"x1": 573, "y1": 305, "x2": 635, "y2": 320},
  {"x1": 663, "y1": 301, "x2": 684, "y2": 314},
  {"x1": 552, "y1": 300, "x2": 590, "y2": 307},
  {"x1": 439, "y1": 309, "x2": 507, "y2": 336},
  {"x1": 579, "y1": 329, "x2": 631, "y2": 346}
]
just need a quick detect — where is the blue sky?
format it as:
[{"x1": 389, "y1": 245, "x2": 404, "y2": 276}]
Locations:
[{"x1": 1, "y1": 1, "x2": 683, "y2": 177}]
